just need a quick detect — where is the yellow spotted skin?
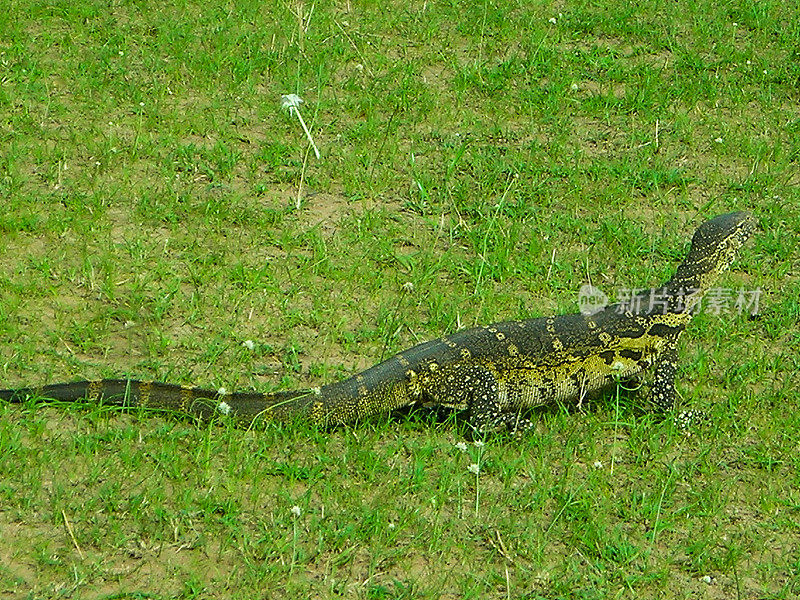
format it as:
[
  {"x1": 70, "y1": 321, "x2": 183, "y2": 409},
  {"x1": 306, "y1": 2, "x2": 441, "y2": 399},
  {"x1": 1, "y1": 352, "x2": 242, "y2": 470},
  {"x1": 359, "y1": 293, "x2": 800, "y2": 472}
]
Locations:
[{"x1": 0, "y1": 213, "x2": 756, "y2": 434}]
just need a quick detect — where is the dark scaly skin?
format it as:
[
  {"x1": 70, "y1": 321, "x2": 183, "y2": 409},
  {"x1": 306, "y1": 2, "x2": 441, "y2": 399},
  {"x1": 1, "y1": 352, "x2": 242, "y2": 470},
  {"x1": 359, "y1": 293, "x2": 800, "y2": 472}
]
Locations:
[{"x1": 0, "y1": 212, "x2": 756, "y2": 433}]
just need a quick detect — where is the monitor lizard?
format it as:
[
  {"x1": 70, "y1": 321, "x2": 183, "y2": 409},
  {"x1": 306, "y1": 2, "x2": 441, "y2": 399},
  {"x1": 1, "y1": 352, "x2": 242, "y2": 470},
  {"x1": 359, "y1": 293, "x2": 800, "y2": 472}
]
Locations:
[{"x1": 0, "y1": 211, "x2": 756, "y2": 434}]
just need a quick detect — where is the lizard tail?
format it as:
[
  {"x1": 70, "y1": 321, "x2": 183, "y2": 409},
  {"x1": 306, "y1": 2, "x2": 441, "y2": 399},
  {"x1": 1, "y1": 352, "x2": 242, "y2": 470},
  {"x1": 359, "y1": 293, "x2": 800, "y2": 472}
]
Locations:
[{"x1": 0, "y1": 379, "x2": 318, "y2": 425}]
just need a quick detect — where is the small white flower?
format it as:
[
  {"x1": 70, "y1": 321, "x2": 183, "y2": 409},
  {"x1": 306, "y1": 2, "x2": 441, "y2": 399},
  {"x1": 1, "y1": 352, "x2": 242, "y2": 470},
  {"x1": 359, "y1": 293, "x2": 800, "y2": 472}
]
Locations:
[
  {"x1": 281, "y1": 94, "x2": 303, "y2": 108},
  {"x1": 468, "y1": 463, "x2": 480, "y2": 475},
  {"x1": 118, "y1": 51, "x2": 124, "y2": 56},
  {"x1": 281, "y1": 93, "x2": 320, "y2": 159},
  {"x1": 611, "y1": 361, "x2": 625, "y2": 372},
  {"x1": 700, "y1": 575, "x2": 713, "y2": 584},
  {"x1": 218, "y1": 401, "x2": 231, "y2": 415},
  {"x1": 593, "y1": 460, "x2": 603, "y2": 469},
  {"x1": 402, "y1": 282, "x2": 414, "y2": 292},
  {"x1": 454, "y1": 441, "x2": 468, "y2": 452},
  {"x1": 139, "y1": 102, "x2": 144, "y2": 107},
  {"x1": 548, "y1": 17, "x2": 557, "y2": 24},
  {"x1": 714, "y1": 137, "x2": 724, "y2": 144},
  {"x1": 388, "y1": 522, "x2": 395, "y2": 529},
  {"x1": 243, "y1": 339, "x2": 255, "y2": 351},
  {"x1": 570, "y1": 83, "x2": 579, "y2": 91},
  {"x1": 473, "y1": 440, "x2": 485, "y2": 448},
  {"x1": 291, "y1": 505, "x2": 302, "y2": 517},
  {"x1": 746, "y1": 60, "x2": 751, "y2": 65},
  {"x1": 218, "y1": 387, "x2": 227, "y2": 395}
]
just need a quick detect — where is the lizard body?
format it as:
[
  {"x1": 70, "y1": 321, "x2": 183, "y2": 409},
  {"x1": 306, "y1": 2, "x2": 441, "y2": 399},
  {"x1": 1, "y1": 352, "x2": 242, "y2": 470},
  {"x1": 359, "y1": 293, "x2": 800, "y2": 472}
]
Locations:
[{"x1": 0, "y1": 212, "x2": 756, "y2": 433}]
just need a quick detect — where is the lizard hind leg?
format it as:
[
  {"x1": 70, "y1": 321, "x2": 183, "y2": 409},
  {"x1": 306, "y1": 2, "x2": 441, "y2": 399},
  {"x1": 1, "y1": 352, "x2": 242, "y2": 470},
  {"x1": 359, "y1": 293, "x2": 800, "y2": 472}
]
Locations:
[
  {"x1": 427, "y1": 365, "x2": 532, "y2": 438},
  {"x1": 473, "y1": 411, "x2": 534, "y2": 439}
]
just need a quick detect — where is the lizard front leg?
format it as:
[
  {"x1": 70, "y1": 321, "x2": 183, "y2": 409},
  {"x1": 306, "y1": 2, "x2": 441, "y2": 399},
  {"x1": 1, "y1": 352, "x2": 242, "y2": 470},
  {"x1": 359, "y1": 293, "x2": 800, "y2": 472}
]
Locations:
[
  {"x1": 650, "y1": 344, "x2": 678, "y2": 412},
  {"x1": 649, "y1": 344, "x2": 703, "y2": 428}
]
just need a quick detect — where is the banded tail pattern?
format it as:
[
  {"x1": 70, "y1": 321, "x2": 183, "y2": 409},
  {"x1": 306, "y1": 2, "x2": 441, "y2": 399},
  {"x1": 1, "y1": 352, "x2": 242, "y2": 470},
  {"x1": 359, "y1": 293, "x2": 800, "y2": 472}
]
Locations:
[{"x1": 0, "y1": 379, "x2": 318, "y2": 424}]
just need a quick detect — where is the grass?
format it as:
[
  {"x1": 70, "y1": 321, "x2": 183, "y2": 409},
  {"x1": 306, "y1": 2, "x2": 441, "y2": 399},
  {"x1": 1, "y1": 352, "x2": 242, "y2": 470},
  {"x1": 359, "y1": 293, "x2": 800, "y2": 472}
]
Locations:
[{"x1": 1, "y1": 0, "x2": 799, "y2": 597}]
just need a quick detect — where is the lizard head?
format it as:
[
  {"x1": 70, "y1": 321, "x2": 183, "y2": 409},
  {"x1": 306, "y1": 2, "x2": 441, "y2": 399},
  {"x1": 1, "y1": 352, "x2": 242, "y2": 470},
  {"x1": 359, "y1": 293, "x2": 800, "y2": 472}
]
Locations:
[
  {"x1": 669, "y1": 211, "x2": 757, "y2": 294},
  {"x1": 688, "y1": 211, "x2": 757, "y2": 255}
]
